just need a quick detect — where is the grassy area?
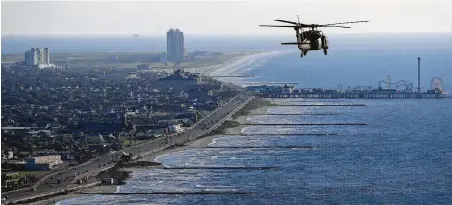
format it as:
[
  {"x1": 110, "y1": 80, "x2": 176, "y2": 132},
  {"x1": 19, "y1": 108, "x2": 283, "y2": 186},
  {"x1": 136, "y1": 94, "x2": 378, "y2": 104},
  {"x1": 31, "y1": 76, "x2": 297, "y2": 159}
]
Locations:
[
  {"x1": 1, "y1": 51, "x2": 254, "y2": 69},
  {"x1": 2, "y1": 51, "x2": 161, "y2": 63},
  {"x1": 232, "y1": 98, "x2": 274, "y2": 119},
  {"x1": 122, "y1": 140, "x2": 131, "y2": 146}
]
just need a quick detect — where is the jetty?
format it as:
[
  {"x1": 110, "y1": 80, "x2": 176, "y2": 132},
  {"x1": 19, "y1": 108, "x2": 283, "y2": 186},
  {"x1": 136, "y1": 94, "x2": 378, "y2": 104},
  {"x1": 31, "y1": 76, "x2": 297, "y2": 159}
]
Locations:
[
  {"x1": 161, "y1": 166, "x2": 279, "y2": 170},
  {"x1": 78, "y1": 191, "x2": 255, "y2": 195},
  {"x1": 241, "y1": 123, "x2": 367, "y2": 126},
  {"x1": 204, "y1": 146, "x2": 315, "y2": 149}
]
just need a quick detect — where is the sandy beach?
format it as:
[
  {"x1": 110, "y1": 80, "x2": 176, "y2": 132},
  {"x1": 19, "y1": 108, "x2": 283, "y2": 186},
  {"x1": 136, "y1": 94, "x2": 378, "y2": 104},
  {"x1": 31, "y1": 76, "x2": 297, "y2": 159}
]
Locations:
[
  {"x1": 45, "y1": 51, "x2": 286, "y2": 204},
  {"x1": 27, "y1": 185, "x2": 118, "y2": 205},
  {"x1": 29, "y1": 134, "x2": 238, "y2": 205},
  {"x1": 36, "y1": 99, "x2": 268, "y2": 205}
]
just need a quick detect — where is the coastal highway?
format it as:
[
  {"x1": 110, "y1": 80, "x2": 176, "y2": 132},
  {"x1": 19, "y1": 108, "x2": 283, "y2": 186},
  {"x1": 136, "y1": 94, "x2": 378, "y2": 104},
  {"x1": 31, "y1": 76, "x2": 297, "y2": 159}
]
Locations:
[{"x1": 4, "y1": 93, "x2": 253, "y2": 204}]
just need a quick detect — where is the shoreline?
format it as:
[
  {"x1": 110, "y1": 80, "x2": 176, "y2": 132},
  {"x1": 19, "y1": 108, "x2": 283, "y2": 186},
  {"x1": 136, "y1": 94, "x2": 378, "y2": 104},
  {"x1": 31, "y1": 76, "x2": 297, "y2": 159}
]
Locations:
[
  {"x1": 27, "y1": 185, "x2": 118, "y2": 205},
  {"x1": 47, "y1": 51, "x2": 286, "y2": 204}
]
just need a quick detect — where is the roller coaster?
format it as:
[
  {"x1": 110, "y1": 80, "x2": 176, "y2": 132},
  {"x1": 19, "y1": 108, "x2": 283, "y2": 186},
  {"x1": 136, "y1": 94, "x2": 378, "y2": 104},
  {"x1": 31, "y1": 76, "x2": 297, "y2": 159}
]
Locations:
[
  {"x1": 337, "y1": 77, "x2": 446, "y2": 94},
  {"x1": 377, "y1": 80, "x2": 414, "y2": 92}
]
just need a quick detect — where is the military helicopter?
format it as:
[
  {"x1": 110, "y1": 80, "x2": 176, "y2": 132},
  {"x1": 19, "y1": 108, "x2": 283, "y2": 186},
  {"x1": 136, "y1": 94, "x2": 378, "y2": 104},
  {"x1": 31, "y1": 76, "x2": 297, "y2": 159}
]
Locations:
[{"x1": 260, "y1": 16, "x2": 368, "y2": 58}]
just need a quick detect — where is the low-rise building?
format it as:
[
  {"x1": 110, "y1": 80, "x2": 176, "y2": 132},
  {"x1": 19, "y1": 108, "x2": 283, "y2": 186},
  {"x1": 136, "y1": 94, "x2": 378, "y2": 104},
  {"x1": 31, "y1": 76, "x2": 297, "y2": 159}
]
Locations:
[
  {"x1": 168, "y1": 123, "x2": 184, "y2": 133},
  {"x1": 25, "y1": 155, "x2": 63, "y2": 171},
  {"x1": 188, "y1": 88, "x2": 214, "y2": 102}
]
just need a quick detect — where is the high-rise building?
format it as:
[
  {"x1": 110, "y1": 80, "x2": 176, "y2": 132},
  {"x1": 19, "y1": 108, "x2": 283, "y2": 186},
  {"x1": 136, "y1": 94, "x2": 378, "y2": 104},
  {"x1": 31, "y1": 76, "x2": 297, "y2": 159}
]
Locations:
[
  {"x1": 44, "y1": 48, "x2": 50, "y2": 64},
  {"x1": 24, "y1": 48, "x2": 52, "y2": 69},
  {"x1": 166, "y1": 29, "x2": 185, "y2": 63}
]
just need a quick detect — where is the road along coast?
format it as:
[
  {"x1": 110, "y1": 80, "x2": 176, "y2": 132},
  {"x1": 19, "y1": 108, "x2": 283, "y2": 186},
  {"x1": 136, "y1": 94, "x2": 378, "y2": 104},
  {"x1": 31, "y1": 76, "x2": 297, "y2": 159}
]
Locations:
[{"x1": 5, "y1": 50, "x2": 290, "y2": 205}]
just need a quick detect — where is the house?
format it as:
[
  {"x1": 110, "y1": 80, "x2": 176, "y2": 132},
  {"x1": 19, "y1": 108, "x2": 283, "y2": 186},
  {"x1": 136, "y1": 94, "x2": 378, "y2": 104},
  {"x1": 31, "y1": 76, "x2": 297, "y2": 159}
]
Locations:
[{"x1": 25, "y1": 155, "x2": 63, "y2": 171}]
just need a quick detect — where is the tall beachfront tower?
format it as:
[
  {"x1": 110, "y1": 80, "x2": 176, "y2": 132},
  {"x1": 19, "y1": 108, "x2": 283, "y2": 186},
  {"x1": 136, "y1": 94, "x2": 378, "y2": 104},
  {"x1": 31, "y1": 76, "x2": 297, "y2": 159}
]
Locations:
[
  {"x1": 166, "y1": 28, "x2": 185, "y2": 63},
  {"x1": 24, "y1": 48, "x2": 50, "y2": 68}
]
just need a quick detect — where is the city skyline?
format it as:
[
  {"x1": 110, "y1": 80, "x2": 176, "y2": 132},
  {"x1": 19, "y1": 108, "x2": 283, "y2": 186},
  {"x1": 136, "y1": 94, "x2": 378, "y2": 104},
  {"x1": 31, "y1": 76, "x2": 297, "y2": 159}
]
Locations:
[{"x1": 2, "y1": 1, "x2": 452, "y2": 36}]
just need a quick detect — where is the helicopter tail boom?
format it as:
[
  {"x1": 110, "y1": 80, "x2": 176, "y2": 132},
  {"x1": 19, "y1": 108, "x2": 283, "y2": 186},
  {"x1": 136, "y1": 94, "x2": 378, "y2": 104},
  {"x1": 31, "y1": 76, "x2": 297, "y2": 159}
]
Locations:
[{"x1": 281, "y1": 42, "x2": 309, "y2": 45}]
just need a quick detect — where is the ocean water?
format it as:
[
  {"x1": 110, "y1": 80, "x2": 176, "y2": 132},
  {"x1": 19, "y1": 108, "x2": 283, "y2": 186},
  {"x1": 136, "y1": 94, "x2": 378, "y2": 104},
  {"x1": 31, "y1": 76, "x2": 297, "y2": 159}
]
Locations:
[
  {"x1": 36, "y1": 35, "x2": 451, "y2": 204},
  {"x1": 245, "y1": 48, "x2": 452, "y2": 91},
  {"x1": 57, "y1": 99, "x2": 452, "y2": 205}
]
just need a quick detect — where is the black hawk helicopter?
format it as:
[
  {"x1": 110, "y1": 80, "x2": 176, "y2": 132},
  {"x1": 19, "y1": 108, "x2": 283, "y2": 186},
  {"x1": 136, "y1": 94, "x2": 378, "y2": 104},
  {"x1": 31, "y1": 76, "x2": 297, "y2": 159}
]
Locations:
[{"x1": 260, "y1": 16, "x2": 368, "y2": 58}]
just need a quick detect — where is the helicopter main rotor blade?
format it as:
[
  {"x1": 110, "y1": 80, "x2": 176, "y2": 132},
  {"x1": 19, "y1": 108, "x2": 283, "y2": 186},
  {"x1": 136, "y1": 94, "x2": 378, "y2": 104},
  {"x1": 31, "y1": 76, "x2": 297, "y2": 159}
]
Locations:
[
  {"x1": 259, "y1": 25, "x2": 297, "y2": 28},
  {"x1": 318, "y1": 25, "x2": 351, "y2": 28},
  {"x1": 321, "y1": 20, "x2": 369, "y2": 26},
  {"x1": 274, "y1": 19, "x2": 298, "y2": 25}
]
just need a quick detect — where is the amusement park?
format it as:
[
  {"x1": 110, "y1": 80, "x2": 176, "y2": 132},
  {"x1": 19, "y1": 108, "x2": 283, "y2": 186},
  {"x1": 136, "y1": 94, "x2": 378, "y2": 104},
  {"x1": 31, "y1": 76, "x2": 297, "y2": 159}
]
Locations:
[
  {"x1": 248, "y1": 57, "x2": 448, "y2": 99},
  {"x1": 339, "y1": 76, "x2": 447, "y2": 95},
  {"x1": 251, "y1": 76, "x2": 448, "y2": 99}
]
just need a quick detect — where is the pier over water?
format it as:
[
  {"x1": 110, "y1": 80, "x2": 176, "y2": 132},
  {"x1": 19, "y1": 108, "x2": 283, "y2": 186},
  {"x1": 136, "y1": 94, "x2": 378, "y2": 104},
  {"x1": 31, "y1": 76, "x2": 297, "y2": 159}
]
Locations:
[{"x1": 262, "y1": 93, "x2": 445, "y2": 99}]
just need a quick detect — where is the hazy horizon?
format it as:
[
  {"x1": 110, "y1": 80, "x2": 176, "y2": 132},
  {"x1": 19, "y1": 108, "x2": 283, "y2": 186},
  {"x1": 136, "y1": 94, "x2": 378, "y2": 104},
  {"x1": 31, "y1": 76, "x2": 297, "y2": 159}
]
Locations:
[
  {"x1": 2, "y1": 33, "x2": 451, "y2": 54},
  {"x1": 2, "y1": 32, "x2": 452, "y2": 37},
  {"x1": 2, "y1": 1, "x2": 452, "y2": 36}
]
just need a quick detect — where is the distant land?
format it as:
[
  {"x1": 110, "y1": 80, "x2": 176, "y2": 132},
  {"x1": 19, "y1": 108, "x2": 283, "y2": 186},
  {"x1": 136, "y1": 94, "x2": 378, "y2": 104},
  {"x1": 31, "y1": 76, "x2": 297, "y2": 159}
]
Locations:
[
  {"x1": 1, "y1": 51, "x2": 254, "y2": 70},
  {"x1": 2, "y1": 33, "x2": 451, "y2": 54}
]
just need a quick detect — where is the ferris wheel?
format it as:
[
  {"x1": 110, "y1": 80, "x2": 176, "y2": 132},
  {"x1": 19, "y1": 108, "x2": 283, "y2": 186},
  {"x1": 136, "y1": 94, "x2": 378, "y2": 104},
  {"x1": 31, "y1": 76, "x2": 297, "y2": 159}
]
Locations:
[{"x1": 430, "y1": 77, "x2": 446, "y2": 94}]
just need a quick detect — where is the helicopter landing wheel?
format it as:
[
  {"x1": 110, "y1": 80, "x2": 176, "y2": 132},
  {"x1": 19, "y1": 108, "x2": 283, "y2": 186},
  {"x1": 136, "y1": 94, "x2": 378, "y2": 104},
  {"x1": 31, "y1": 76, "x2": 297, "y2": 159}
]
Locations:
[
  {"x1": 303, "y1": 50, "x2": 308, "y2": 55},
  {"x1": 300, "y1": 52, "x2": 303, "y2": 58},
  {"x1": 324, "y1": 49, "x2": 328, "y2": 55}
]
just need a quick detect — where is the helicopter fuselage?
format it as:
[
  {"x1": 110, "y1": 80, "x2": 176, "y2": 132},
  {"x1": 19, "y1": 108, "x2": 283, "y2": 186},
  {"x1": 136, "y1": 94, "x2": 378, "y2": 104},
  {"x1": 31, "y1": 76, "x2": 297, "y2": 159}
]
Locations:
[
  {"x1": 294, "y1": 29, "x2": 329, "y2": 57},
  {"x1": 296, "y1": 30, "x2": 328, "y2": 51}
]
